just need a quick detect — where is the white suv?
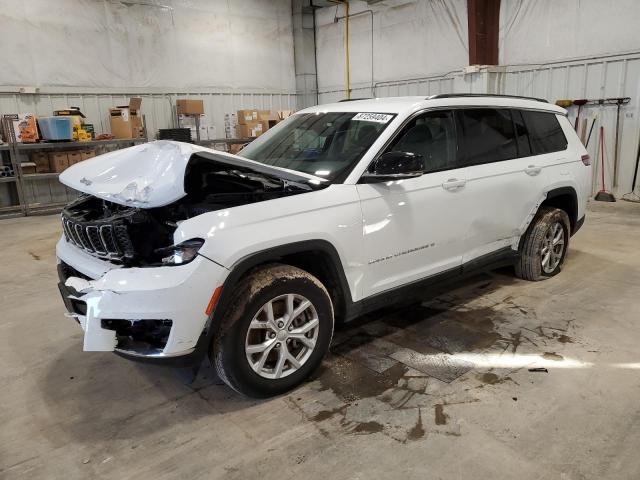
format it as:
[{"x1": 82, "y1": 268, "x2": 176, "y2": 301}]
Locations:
[{"x1": 56, "y1": 94, "x2": 591, "y2": 397}]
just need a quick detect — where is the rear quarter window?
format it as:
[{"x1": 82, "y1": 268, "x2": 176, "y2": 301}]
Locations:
[{"x1": 522, "y1": 110, "x2": 568, "y2": 154}]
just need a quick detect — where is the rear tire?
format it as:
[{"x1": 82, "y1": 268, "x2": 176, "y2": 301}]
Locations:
[
  {"x1": 515, "y1": 207, "x2": 570, "y2": 281},
  {"x1": 212, "y1": 264, "x2": 333, "y2": 398}
]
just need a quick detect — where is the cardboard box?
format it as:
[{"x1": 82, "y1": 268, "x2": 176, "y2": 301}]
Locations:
[
  {"x1": 20, "y1": 162, "x2": 36, "y2": 175},
  {"x1": 68, "y1": 152, "x2": 83, "y2": 165},
  {"x1": 48, "y1": 152, "x2": 69, "y2": 173},
  {"x1": 81, "y1": 149, "x2": 96, "y2": 161},
  {"x1": 30, "y1": 152, "x2": 50, "y2": 173},
  {"x1": 207, "y1": 125, "x2": 217, "y2": 140},
  {"x1": 237, "y1": 121, "x2": 264, "y2": 138},
  {"x1": 257, "y1": 110, "x2": 277, "y2": 121},
  {"x1": 176, "y1": 99, "x2": 204, "y2": 115},
  {"x1": 188, "y1": 126, "x2": 209, "y2": 141},
  {"x1": 109, "y1": 98, "x2": 143, "y2": 139},
  {"x1": 2, "y1": 113, "x2": 39, "y2": 143},
  {"x1": 229, "y1": 143, "x2": 245, "y2": 154},
  {"x1": 224, "y1": 126, "x2": 237, "y2": 139},
  {"x1": 278, "y1": 110, "x2": 294, "y2": 120},
  {"x1": 237, "y1": 109, "x2": 259, "y2": 124},
  {"x1": 178, "y1": 114, "x2": 208, "y2": 129}
]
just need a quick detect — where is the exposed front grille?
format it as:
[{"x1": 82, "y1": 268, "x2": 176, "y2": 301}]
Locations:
[
  {"x1": 60, "y1": 195, "x2": 175, "y2": 266},
  {"x1": 61, "y1": 216, "x2": 134, "y2": 261}
]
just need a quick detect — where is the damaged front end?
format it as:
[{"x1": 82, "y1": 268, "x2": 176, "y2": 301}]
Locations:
[
  {"x1": 55, "y1": 250, "x2": 225, "y2": 360},
  {"x1": 60, "y1": 142, "x2": 323, "y2": 267},
  {"x1": 56, "y1": 140, "x2": 325, "y2": 360}
]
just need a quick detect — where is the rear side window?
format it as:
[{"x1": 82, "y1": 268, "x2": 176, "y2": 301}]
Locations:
[
  {"x1": 456, "y1": 109, "x2": 517, "y2": 165},
  {"x1": 522, "y1": 110, "x2": 568, "y2": 154}
]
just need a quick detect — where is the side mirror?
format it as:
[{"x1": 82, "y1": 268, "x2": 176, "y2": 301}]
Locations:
[{"x1": 360, "y1": 151, "x2": 424, "y2": 183}]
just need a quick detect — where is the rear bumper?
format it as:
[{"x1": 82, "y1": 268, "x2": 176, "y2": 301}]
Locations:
[{"x1": 56, "y1": 237, "x2": 228, "y2": 364}]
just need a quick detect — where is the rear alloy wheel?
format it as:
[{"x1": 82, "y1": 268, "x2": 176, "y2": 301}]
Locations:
[
  {"x1": 541, "y1": 221, "x2": 565, "y2": 274},
  {"x1": 213, "y1": 264, "x2": 333, "y2": 397},
  {"x1": 516, "y1": 207, "x2": 570, "y2": 281}
]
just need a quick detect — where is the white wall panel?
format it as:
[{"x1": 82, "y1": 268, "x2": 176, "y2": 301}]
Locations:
[
  {"x1": 315, "y1": 0, "x2": 468, "y2": 102},
  {"x1": 500, "y1": 0, "x2": 640, "y2": 65},
  {"x1": 0, "y1": 0, "x2": 295, "y2": 91}
]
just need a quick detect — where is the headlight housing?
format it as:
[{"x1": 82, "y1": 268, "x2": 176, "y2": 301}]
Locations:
[{"x1": 156, "y1": 239, "x2": 204, "y2": 266}]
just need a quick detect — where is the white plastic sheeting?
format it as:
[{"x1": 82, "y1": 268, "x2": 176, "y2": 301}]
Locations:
[
  {"x1": 0, "y1": 0, "x2": 295, "y2": 91},
  {"x1": 497, "y1": 0, "x2": 640, "y2": 197},
  {"x1": 315, "y1": 0, "x2": 468, "y2": 102},
  {"x1": 500, "y1": 0, "x2": 640, "y2": 65}
]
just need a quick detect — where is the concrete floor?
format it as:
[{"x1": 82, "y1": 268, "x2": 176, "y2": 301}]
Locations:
[{"x1": 2, "y1": 201, "x2": 640, "y2": 479}]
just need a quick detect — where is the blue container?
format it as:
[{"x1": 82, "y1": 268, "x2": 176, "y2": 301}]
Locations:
[{"x1": 38, "y1": 116, "x2": 73, "y2": 140}]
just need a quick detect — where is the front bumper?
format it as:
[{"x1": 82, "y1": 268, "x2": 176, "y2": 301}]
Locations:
[{"x1": 56, "y1": 237, "x2": 228, "y2": 361}]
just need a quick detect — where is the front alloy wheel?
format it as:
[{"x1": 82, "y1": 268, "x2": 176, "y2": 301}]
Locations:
[
  {"x1": 245, "y1": 294, "x2": 319, "y2": 379},
  {"x1": 213, "y1": 264, "x2": 333, "y2": 397}
]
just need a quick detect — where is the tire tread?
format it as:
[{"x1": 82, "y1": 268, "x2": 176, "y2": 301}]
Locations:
[
  {"x1": 516, "y1": 207, "x2": 570, "y2": 281},
  {"x1": 212, "y1": 263, "x2": 332, "y2": 397}
]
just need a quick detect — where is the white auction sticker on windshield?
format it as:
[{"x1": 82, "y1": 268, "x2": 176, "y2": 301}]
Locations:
[{"x1": 352, "y1": 112, "x2": 393, "y2": 123}]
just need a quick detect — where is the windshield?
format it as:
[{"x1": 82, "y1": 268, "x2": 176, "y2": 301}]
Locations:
[{"x1": 238, "y1": 112, "x2": 395, "y2": 182}]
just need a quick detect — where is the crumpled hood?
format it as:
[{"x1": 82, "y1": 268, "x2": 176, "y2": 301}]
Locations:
[{"x1": 59, "y1": 140, "x2": 324, "y2": 208}]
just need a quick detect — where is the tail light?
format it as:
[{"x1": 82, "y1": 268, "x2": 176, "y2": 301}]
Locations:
[{"x1": 581, "y1": 154, "x2": 591, "y2": 166}]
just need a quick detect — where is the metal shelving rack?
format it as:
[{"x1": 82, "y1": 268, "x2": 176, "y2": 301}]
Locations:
[{"x1": 0, "y1": 117, "x2": 146, "y2": 218}]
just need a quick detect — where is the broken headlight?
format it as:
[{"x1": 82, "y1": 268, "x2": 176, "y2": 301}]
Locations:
[{"x1": 157, "y1": 239, "x2": 204, "y2": 266}]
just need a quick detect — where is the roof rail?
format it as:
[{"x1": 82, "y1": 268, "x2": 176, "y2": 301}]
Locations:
[
  {"x1": 428, "y1": 93, "x2": 548, "y2": 103},
  {"x1": 338, "y1": 97, "x2": 373, "y2": 102}
]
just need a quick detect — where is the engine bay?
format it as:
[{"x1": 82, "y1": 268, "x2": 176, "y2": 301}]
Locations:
[{"x1": 61, "y1": 154, "x2": 318, "y2": 266}]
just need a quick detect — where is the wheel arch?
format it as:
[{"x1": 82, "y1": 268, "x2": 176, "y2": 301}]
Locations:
[
  {"x1": 207, "y1": 240, "x2": 352, "y2": 337},
  {"x1": 540, "y1": 186, "x2": 578, "y2": 234}
]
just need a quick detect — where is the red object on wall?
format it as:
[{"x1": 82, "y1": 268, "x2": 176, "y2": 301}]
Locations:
[{"x1": 467, "y1": 0, "x2": 500, "y2": 65}]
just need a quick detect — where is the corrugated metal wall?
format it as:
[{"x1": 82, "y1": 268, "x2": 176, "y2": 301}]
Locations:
[
  {"x1": 318, "y1": 76, "x2": 458, "y2": 104},
  {"x1": 0, "y1": 90, "x2": 301, "y2": 141},
  {"x1": 499, "y1": 51, "x2": 640, "y2": 196}
]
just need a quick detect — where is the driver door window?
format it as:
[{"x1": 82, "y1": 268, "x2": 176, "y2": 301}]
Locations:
[{"x1": 384, "y1": 110, "x2": 457, "y2": 173}]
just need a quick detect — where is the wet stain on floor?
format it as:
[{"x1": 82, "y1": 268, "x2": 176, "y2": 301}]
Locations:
[
  {"x1": 479, "y1": 372, "x2": 500, "y2": 384},
  {"x1": 542, "y1": 352, "x2": 564, "y2": 361},
  {"x1": 556, "y1": 334, "x2": 574, "y2": 343},
  {"x1": 407, "y1": 408, "x2": 426, "y2": 440},
  {"x1": 353, "y1": 421, "x2": 384, "y2": 434},
  {"x1": 293, "y1": 273, "x2": 579, "y2": 443},
  {"x1": 434, "y1": 404, "x2": 448, "y2": 425}
]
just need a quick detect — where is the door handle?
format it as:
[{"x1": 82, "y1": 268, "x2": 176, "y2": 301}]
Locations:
[
  {"x1": 442, "y1": 178, "x2": 466, "y2": 191},
  {"x1": 524, "y1": 165, "x2": 542, "y2": 176}
]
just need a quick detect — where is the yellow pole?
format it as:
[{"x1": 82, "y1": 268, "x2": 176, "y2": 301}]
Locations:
[
  {"x1": 344, "y1": 1, "x2": 350, "y2": 99},
  {"x1": 329, "y1": 0, "x2": 351, "y2": 99}
]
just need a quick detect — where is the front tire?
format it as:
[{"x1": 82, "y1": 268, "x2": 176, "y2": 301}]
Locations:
[
  {"x1": 213, "y1": 264, "x2": 334, "y2": 397},
  {"x1": 516, "y1": 207, "x2": 570, "y2": 281}
]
